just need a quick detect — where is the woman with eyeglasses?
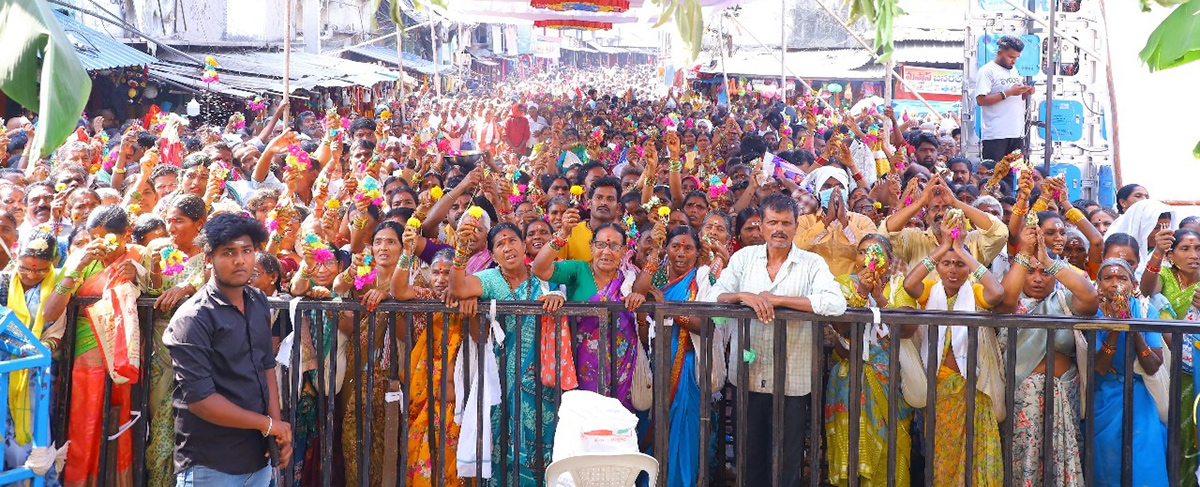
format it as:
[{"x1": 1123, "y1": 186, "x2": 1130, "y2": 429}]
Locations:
[
  {"x1": 2, "y1": 231, "x2": 67, "y2": 484},
  {"x1": 140, "y1": 194, "x2": 207, "y2": 487},
  {"x1": 532, "y1": 208, "x2": 639, "y2": 411},
  {"x1": 448, "y1": 217, "x2": 564, "y2": 487}
]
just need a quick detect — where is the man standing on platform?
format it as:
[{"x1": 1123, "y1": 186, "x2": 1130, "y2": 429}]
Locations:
[{"x1": 975, "y1": 35, "x2": 1035, "y2": 161}]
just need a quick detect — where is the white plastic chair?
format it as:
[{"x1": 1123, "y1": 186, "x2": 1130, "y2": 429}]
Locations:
[{"x1": 544, "y1": 452, "x2": 659, "y2": 487}]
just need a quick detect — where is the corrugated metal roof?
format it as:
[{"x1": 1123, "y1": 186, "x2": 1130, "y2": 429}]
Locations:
[
  {"x1": 155, "y1": 50, "x2": 405, "y2": 94},
  {"x1": 345, "y1": 45, "x2": 453, "y2": 75},
  {"x1": 700, "y1": 49, "x2": 880, "y2": 79},
  {"x1": 53, "y1": 11, "x2": 157, "y2": 71},
  {"x1": 892, "y1": 41, "x2": 964, "y2": 65}
]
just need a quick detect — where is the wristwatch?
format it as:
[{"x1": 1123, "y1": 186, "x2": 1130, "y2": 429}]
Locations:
[{"x1": 1000, "y1": 92, "x2": 1008, "y2": 100}]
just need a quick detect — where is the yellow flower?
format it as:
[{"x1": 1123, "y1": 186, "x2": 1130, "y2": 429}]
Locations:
[
  {"x1": 570, "y1": 185, "x2": 584, "y2": 196},
  {"x1": 467, "y1": 206, "x2": 483, "y2": 219},
  {"x1": 657, "y1": 206, "x2": 671, "y2": 218},
  {"x1": 430, "y1": 186, "x2": 444, "y2": 200},
  {"x1": 325, "y1": 199, "x2": 341, "y2": 210},
  {"x1": 55, "y1": 183, "x2": 66, "y2": 192},
  {"x1": 128, "y1": 204, "x2": 141, "y2": 214},
  {"x1": 406, "y1": 217, "x2": 422, "y2": 228},
  {"x1": 357, "y1": 265, "x2": 371, "y2": 276}
]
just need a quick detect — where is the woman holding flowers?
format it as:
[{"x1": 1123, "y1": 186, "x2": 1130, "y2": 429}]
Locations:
[
  {"x1": 143, "y1": 194, "x2": 208, "y2": 487},
  {"x1": 826, "y1": 235, "x2": 917, "y2": 487},
  {"x1": 448, "y1": 208, "x2": 564, "y2": 487},
  {"x1": 43, "y1": 205, "x2": 146, "y2": 487},
  {"x1": 531, "y1": 207, "x2": 639, "y2": 410},
  {"x1": 3, "y1": 231, "x2": 67, "y2": 485},
  {"x1": 334, "y1": 218, "x2": 402, "y2": 486},
  {"x1": 392, "y1": 239, "x2": 462, "y2": 486}
]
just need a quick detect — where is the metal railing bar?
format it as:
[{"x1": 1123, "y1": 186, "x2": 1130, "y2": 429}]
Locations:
[
  {"x1": 1083, "y1": 330, "x2": 1096, "y2": 486},
  {"x1": 1120, "y1": 332, "x2": 1134, "y2": 487},
  {"x1": 698, "y1": 316, "x2": 713, "y2": 487},
  {"x1": 353, "y1": 310, "x2": 367, "y2": 487},
  {"x1": 1167, "y1": 332, "x2": 1184, "y2": 485},
  {"x1": 923, "y1": 325, "x2": 937, "y2": 487},
  {"x1": 1041, "y1": 328, "x2": 1056, "y2": 487},
  {"x1": 771, "y1": 318, "x2": 786, "y2": 487},
  {"x1": 809, "y1": 320, "x2": 824, "y2": 487},
  {"x1": 1002, "y1": 327, "x2": 1017, "y2": 487},
  {"x1": 886, "y1": 323, "x2": 900, "y2": 487},
  {"x1": 736, "y1": 317, "x2": 750, "y2": 486},
  {"x1": 963, "y1": 327, "x2": 978, "y2": 487},
  {"x1": 847, "y1": 322, "x2": 863, "y2": 487}
]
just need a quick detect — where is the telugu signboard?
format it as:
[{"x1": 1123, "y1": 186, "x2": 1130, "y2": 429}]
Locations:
[{"x1": 896, "y1": 66, "x2": 963, "y2": 102}]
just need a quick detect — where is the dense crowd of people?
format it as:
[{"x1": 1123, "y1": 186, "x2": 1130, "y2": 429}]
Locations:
[{"x1": 0, "y1": 61, "x2": 1192, "y2": 487}]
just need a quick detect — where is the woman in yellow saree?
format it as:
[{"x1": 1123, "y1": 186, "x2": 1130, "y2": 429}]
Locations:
[{"x1": 392, "y1": 237, "x2": 462, "y2": 486}]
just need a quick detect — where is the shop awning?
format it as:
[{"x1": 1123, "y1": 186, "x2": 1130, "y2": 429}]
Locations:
[
  {"x1": 698, "y1": 49, "x2": 882, "y2": 80},
  {"x1": 53, "y1": 11, "x2": 156, "y2": 71},
  {"x1": 345, "y1": 45, "x2": 454, "y2": 75},
  {"x1": 586, "y1": 41, "x2": 623, "y2": 54},
  {"x1": 152, "y1": 50, "x2": 405, "y2": 96}
]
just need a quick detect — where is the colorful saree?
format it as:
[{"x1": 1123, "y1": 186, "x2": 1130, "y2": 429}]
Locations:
[
  {"x1": 1158, "y1": 266, "x2": 1200, "y2": 486},
  {"x1": 146, "y1": 252, "x2": 204, "y2": 487},
  {"x1": 406, "y1": 289, "x2": 463, "y2": 486},
  {"x1": 63, "y1": 246, "x2": 145, "y2": 487},
  {"x1": 476, "y1": 268, "x2": 556, "y2": 487},
  {"x1": 826, "y1": 275, "x2": 914, "y2": 487},
  {"x1": 573, "y1": 276, "x2": 637, "y2": 411}
]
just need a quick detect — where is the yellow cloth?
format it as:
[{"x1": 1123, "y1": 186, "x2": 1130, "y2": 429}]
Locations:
[
  {"x1": 795, "y1": 212, "x2": 878, "y2": 276},
  {"x1": 834, "y1": 274, "x2": 919, "y2": 310},
  {"x1": 8, "y1": 266, "x2": 55, "y2": 445},
  {"x1": 880, "y1": 214, "x2": 1008, "y2": 281},
  {"x1": 558, "y1": 221, "x2": 594, "y2": 262}
]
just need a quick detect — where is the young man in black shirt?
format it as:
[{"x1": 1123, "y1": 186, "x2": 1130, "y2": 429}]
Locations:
[{"x1": 164, "y1": 212, "x2": 292, "y2": 486}]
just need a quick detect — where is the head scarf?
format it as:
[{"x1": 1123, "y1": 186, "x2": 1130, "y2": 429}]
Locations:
[
  {"x1": 1103, "y1": 199, "x2": 1177, "y2": 257},
  {"x1": 801, "y1": 165, "x2": 852, "y2": 195}
]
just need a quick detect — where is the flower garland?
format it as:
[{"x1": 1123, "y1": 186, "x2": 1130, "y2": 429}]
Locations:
[
  {"x1": 201, "y1": 56, "x2": 219, "y2": 84},
  {"x1": 230, "y1": 112, "x2": 246, "y2": 129},
  {"x1": 531, "y1": 0, "x2": 630, "y2": 12},
  {"x1": 210, "y1": 161, "x2": 230, "y2": 190},
  {"x1": 533, "y1": 19, "x2": 613, "y2": 30},
  {"x1": 248, "y1": 96, "x2": 267, "y2": 111},
  {"x1": 285, "y1": 144, "x2": 311, "y2": 171},
  {"x1": 304, "y1": 234, "x2": 335, "y2": 264},
  {"x1": 355, "y1": 176, "x2": 384, "y2": 207},
  {"x1": 266, "y1": 209, "x2": 281, "y2": 232},
  {"x1": 160, "y1": 245, "x2": 186, "y2": 277},
  {"x1": 354, "y1": 254, "x2": 376, "y2": 290}
]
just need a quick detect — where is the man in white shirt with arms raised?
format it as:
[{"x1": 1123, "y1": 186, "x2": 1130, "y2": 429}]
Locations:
[{"x1": 975, "y1": 35, "x2": 1035, "y2": 162}]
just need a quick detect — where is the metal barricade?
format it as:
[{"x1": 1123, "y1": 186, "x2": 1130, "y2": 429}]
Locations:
[{"x1": 63, "y1": 298, "x2": 1198, "y2": 487}]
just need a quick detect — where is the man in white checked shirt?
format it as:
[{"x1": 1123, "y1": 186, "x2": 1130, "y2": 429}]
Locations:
[{"x1": 704, "y1": 193, "x2": 847, "y2": 487}]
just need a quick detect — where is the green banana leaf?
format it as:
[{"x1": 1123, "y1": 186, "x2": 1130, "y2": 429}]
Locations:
[
  {"x1": 0, "y1": 0, "x2": 91, "y2": 160},
  {"x1": 1139, "y1": 0, "x2": 1200, "y2": 71},
  {"x1": 1194, "y1": 139, "x2": 1200, "y2": 159}
]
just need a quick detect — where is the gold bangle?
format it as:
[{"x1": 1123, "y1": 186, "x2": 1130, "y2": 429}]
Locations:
[
  {"x1": 1031, "y1": 199, "x2": 1049, "y2": 213},
  {"x1": 1065, "y1": 207, "x2": 1085, "y2": 223}
]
